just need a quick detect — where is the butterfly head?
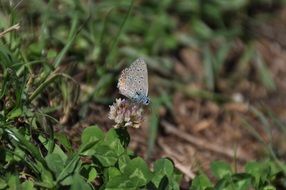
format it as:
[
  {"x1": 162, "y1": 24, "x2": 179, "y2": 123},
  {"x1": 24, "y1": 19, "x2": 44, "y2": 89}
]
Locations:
[{"x1": 143, "y1": 96, "x2": 150, "y2": 105}]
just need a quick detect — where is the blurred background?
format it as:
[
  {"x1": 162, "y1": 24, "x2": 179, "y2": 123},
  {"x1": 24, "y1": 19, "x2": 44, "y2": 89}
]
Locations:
[{"x1": 1, "y1": 0, "x2": 286, "y2": 184}]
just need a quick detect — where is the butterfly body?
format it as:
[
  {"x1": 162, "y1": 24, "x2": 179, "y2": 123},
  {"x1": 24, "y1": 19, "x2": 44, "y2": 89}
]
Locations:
[
  {"x1": 132, "y1": 91, "x2": 150, "y2": 105},
  {"x1": 117, "y1": 58, "x2": 150, "y2": 105}
]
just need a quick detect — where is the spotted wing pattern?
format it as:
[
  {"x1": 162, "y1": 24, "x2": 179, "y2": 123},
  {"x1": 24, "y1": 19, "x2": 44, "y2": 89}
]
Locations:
[{"x1": 117, "y1": 58, "x2": 149, "y2": 100}]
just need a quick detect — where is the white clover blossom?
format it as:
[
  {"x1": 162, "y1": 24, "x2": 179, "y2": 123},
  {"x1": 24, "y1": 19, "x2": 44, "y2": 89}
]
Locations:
[{"x1": 108, "y1": 98, "x2": 144, "y2": 129}]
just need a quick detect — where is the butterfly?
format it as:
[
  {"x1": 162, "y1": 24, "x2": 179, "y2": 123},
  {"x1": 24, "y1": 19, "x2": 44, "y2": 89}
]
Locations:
[{"x1": 117, "y1": 58, "x2": 150, "y2": 105}]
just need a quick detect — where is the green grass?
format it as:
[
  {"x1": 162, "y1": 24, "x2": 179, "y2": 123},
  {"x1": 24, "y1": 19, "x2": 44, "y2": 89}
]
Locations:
[{"x1": 0, "y1": 0, "x2": 286, "y2": 189}]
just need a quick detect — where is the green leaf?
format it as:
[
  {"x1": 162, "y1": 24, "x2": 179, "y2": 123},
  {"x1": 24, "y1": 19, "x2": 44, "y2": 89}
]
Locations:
[
  {"x1": 13, "y1": 147, "x2": 25, "y2": 162},
  {"x1": 57, "y1": 154, "x2": 81, "y2": 185},
  {"x1": 171, "y1": 171, "x2": 182, "y2": 190},
  {"x1": 80, "y1": 126, "x2": 105, "y2": 155},
  {"x1": 154, "y1": 158, "x2": 174, "y2": 176},
  {"x1": 234, "y1": 178, "x2": 252, "y2": 190},
  {"x1": 107, "y1": 138, "x2": 125, "y2": 157},
  {"x1": 87, "y1": 167, "x2": 98, "y2": 183},
  {"x1": 60, "y1": 176, "x2": 73, "y2": 187},
  {"x1": 214, "y1": 176, "x2": 230, "y2": 189},
  {"x1": 106, "y1": 157, "x2": 152, "y2": 189},
  {"x1": 47, "y1": 49, "x2": 57, "y2": 59},
  {"x1": 118, "y1": 154, "x2": 131, "y2": 172},
  {"x1": 152, "y1": 158, "x2": 175, "y2": 188},
  {"x1": 0, "y1": 178, "x2": 7, "y2": 189},
  {"x1": 79, "y1": 139, "x2": 101, "y2": 155},
  {"x1": 103, "y1": 129, "x2": 125, "y2": 155},
  {"x1": 37, "y1": 161, "x2": 55, "y2": 188},
  {"x1": 81, "y1": 165, "x2": 98, "y2": 183},
  {"x1": 5, "y1": 128, "x2": 46, "y2": 165},
  {"x1": 190, "y1": 173, "x2": 213, "y2": 190},
  {"x1": 245, "y1": 161, "x2": 277, "y2": 188},
  {"x1": 105, "y1": 175, "x2": 135, "y2": 189},
  {"x1": 231, "y1": 173, "x2": 252, "y2": 190},
  {"x1": 214, "y1": 172, "x2": 253, "y2": 190},
  {"x1": 45, "y1": 153, "x2": 65, "y2": 176},
  {"x1": 55, "y1": 133, "x2": 73, "y2": 153},
  {"x1": 81, "y1": 125, "x2": 104, "y2": 145},
  {"x1": 215, "y1": 0, "x2": 247, "y2": 11},
  {"x1": 211, "y1": 161, "x2": 232, "y2": 179},
  {"x1": 263, "y1": 185, "x2": 276, "y2": 190},
  {"x1": 70, "y1": 174, "x2": 92, "y2": 190},
  {"x1": 7, "y1": 175, "x2": 20, "y2": 190},
  {"x1": 20, "y1": 181, "x2": 35, "y2": 190},
  {"x1": 52, "y1": 144, "x2": 68, "y2": 162},
  {"x1": 123, "y1": 157, "x2": 152, "y2": 187},
  {"x1": 7, "y1": 107, "x2": 22, "y2": 119},
  {"x1": 105, "y1": 167, "x2": 122, "y2": 181},
  {"x1": 192, "y1": 19, "x2": 213, "y2": 40},
  {"x1": 90, "y1": 129, "x2": 125, "y2": 167},
  {"x1": 94, "y1": 145, "x2": 118, "y2": 167}
]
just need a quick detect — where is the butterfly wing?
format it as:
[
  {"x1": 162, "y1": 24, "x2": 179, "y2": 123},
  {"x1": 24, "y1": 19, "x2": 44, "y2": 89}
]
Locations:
[
  {"x1": 118, "y1": 67, "x2": 137, "y2": 99},
  {"x1": 118, "y1": 58, "x2": 149, "y2": 100},
  {"x1": 128, "y1": 58, "x2": 148, "y2": 96}
]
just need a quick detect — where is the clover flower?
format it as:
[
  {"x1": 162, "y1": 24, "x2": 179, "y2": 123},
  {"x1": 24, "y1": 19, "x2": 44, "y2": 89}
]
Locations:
[{"x1": 108, "y1": 98, "x2": 144, "y2": 129}]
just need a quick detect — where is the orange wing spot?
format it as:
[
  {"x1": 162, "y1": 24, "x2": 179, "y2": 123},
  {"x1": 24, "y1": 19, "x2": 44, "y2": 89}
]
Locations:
[
  {"x1": 118, "y1": 78, "x2": 125, "y2": 86},
  {"x1": 118, "y1": 75, "x2": 126, "y2": 90}
]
